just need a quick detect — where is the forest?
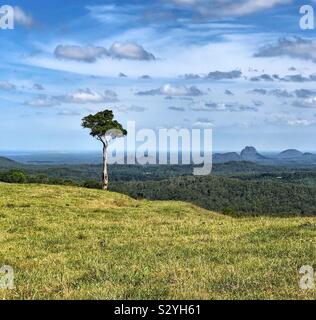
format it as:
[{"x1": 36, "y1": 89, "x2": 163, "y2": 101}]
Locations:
[{"x1": 1, "y1": 156, "x2": 316, "y2": 216}]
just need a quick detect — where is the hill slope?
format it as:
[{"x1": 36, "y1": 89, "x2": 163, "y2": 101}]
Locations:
[
  {"x1": 0, "y1": 184, "x2": 315, "y2": 300},
  {"x1": 112, "y1": 175, "x2": 316, "y2": 215},
  {"x1": 0, "y1": 156, "x2": 17, "y2": 168}
]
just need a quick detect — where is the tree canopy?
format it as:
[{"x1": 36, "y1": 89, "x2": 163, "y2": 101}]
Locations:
[{"x1": 82, "y1": 110, "x2": 127, "y2": 144}]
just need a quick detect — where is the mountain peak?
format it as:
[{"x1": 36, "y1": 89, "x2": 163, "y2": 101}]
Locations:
[
  {"x1": 242, "y1": 146, "x2": 257, "y2": 152},
  {"x1": 240, "y1": 146, "x2": 265, "y2": 161},
  {"x1": 278, "y1": 149, "x2": 303, "y2": 159}
]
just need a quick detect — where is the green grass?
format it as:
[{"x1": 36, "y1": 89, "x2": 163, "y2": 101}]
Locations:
[{"x1": 0, "y1": 183, "x2": 315, "y2": 300}]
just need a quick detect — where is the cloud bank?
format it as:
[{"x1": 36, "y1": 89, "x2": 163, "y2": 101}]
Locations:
[
  {"x1": 255, "y1": 38, "x2": 316, "y2": 63},
  {"x1": 137, "y1": 84, "x2": 203, "y2": 96},
  {"x1": 54, "y1": 42, "x2": 155, "y2": 62}
]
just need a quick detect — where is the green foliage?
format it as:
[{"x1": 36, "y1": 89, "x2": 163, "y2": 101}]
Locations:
[
  {"x1": 6, "y1": 170, "x2": 28, "y2": 183},
  {"x1": 111, "y1": 175, "x2": 316, "y2": 216},
  {"x1": 31, "y1": 174, "x2": 49, "y2": 184},
  {"x1": 83, "y1": 180, "x2": 102, "y2": 189},
  {"x1": 1, "y1": 158, "x2": 316, "y2": 216},
  {"x1": 0, "y1": 170, "x2": 79, "y2": 187},
  {"x1": 63, "y1": 180, "x2": 77, "y2": 186},
  {"x1": 0, "y1": 157, "x2": 310, "y2": 184},
  {"x1": 82, "y1": 110, "x2": 127, "y2": 141}
]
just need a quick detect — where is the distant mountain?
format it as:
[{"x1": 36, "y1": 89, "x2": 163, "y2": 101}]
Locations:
[
  {"x1": 302, "y1": 152, "x2": 316, "y2": 161},
  {"x1": 213, "y1": 147, "x2": 266, "y2": 164},
  {"x1": 278, "y1": 149, "x2": 303, "y2": 159},
  {"x1": 240, "y1": 146, "x2": 266, "y2": 162},
  {"x1": 213, "y1": 152, "x2": 242, "y2": 163},
  {"x1": 212, "y1": 146, "x2": 316, "y2": 165}
]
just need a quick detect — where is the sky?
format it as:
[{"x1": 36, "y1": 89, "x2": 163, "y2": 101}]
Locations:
[{"x1": 0, "y1": 0, "x2": 316, "y2": 152}]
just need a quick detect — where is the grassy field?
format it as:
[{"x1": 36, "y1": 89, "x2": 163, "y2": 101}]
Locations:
[{"x1": 0, "y1": 183, "x2": 315, "y2": 300}]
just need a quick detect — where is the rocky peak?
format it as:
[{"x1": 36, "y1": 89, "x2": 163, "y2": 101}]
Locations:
[{"x1": 240, "y1": 146, "x2": 265, "y2": 161}]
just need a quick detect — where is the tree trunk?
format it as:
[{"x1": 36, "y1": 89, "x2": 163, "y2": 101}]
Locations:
[{"x1": 102, "y1": 143, "x2": 109, "y2": 190}]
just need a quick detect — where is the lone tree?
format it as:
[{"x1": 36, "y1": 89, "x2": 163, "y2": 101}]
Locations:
[{"x1": 82, "y1": 110, "x2": 127, "y2": 190}]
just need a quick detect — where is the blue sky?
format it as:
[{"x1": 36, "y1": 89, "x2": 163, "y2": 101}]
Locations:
[{"x1": 1, "y1": 0, "x2": 316, "y2": 152}]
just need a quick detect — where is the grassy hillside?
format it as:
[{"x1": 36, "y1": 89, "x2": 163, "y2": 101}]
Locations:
[{"x1": 0, "y1": 183, "x2": 315, "y2": 300}]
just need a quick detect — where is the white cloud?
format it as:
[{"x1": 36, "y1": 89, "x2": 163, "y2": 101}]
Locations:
[
  {"x1": 220, "y1": 0, "x2": 291, "y2": 17},
  {"x1": 56, "y1": 89, "x2": 119, "y2": 104},
  {"x1": 168, "y1": 0, "x2": 291, "y2": 18},
  {"x1": 109, "y1": 42, "x2": 155, "y2": 60},
  {"x1": 255, "y1": 38, "x2": 316, "y2": 62},
  {"x1": 0, "y1": 81, "x2": 16, "y2": 90},
  {"x1": 127, "y1": 105, "x2": 146, "y2": 112},
  {"x1": 286, "y1": 119, "x2": 315, "y2": 126},
  {"x1": 266, "y1": 114, "x2": 316, "y2": 126},
  {"x1": 54, "y1": 42, "x2": 155, "y2": 62},
  {"x1": 193, "y1": 117, "x2": 214, "y2": 128},
  {"x1": 115, "y1": 105, "x2": 147, "y2": 113},
  {"x1": 24, "y1": 24, "x2": 311, "y2": 82},
  {"x1": 207, "y1": 70, "x2": 242, "y2": 80},
  {"x1": 24, "y1": 95, "x2": 60, "y2": 107},
  {"x1": 14, "y1": 6, "x2": 35, "y2": 28},
  {"x1": 192, "y1": 101, "x2": 257, "y2": 112},
  {"x1": 33, "y1": 83, "x2": 44, "y2": 91},
  {"x1": 170, "y1": 0, "x2": 197, "y2": 5},
  {"x1": 137, "y1": 84, "x2": 203, "y2": 96},
  {"x1": 293, "y1": 97, "x2": 316, "y2": 109},
  {"x1": 168, "y1": 106, "x2": 186, "y2": 111},
  {"x1": 54, "y1": 45, "x2": 108, "y2": 63},
  {"x1": 24, "y1": 89, "x2": 119, "y2": 107},
  {"x1": 57, "y1": 110, "x2": 81, "y2": 117}
]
